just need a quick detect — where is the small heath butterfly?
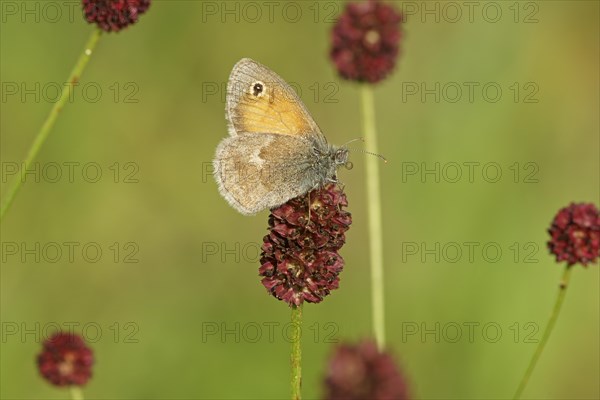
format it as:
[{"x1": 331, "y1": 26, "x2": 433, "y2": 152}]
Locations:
[{"x1": 213, "y1": 58, "x2": 351, "y2": 215}]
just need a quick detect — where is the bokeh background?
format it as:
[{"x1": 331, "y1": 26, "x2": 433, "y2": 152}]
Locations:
[{"x1": 1, "y1": 1, "x2": 598, "y2": 399}]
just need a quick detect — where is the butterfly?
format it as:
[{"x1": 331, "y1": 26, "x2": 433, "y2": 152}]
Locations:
[{"x1": 213, "y1": 58, "x2": 350, "y2": 215}]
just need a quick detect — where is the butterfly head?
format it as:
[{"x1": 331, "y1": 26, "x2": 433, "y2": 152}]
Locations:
[
  {"x1": 333, "y1": 147, "x2": 350, "y2": 169},
  {"x1": 322, "y1": 145, "x2": 352, "y2": 173}
]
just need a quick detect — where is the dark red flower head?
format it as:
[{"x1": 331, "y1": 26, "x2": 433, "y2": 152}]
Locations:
[
  {"x1": 83, "y1": 0, "x2": 151, "y2": 32},
  {"x1": 324, "y1": 339, "x2": 410, "y2": 400},
  {"x1": 259, "y1": 183, "x2": 352, "y2": 306},
  {"x1": 37, "y1": 332, "x2": 94, "y2": 387},
  {"x1": 548, "y1": 202, "x2": 600, "y2": 266},
  {"x1": 330, "y1": 0, "x2": 403, "y2": 83}
]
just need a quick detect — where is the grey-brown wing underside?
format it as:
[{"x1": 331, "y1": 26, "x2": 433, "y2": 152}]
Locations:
[{"x1": 213, "y1": 133, "x2": 316, "y2": 215}]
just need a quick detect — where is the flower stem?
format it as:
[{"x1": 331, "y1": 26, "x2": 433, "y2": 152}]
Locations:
[
  {"x1": 360, "y1": 84, "x2": 386, "y2": 350},
  {"x1": 0, "y1": 28, "x2": 102, "y2": 222},
  {"x1": 69, "y1": 386, "x2": 84, "y2": 400},
  {"x1": 290, "y1": 304, "x2": 303, "y2": 400},
  {"x1": 513, "y1": 265, "x2": 573, "y2": 399}
]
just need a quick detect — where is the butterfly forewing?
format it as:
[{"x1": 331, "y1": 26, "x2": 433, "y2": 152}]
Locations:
[{"x1": 226, "y1": 58, "x2": 322, "y2": 137}]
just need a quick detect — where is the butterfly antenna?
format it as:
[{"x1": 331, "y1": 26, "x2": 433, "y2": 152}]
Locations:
[
  {"x1": 342, "y1": 137, "x2": 365, "y2": 147},
  {"x1": 347, "y1": 147, "x2": 388, "y2": 163}
]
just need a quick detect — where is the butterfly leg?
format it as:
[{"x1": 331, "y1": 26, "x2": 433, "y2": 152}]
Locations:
[
  {"x1": 326, "y1": 174, "x2": 341, "y2": 185},
  {"x1": 336, "y1": 181, "x2": 347, "y2": 211},
  {"x1": 306, "y1": 190, "x2": 312, "y2": 224}
]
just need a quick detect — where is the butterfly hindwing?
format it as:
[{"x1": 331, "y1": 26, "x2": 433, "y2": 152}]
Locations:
[{"x1": 213, "y1": 132, "x2": 317, "y2": 215}]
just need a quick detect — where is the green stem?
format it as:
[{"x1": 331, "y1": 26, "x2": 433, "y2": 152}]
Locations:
[
  {"x1": 513, "y1": 266, "x2": 573, "y2": 399},
  {"x1": 69, "y1": 386, "x2": 84, "y2": 400},
  {"x1": 290, "y1": 304, "x2": 303, "y2": 400},
  {"x1": 360, "y1": 84, "x2": 386, "y2": 350},
  {"x1": 0, "y1": 28, "x2": 102, "y2": 222}
]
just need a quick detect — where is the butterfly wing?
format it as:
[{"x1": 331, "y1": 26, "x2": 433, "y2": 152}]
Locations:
[
  {"x1": 213, "y1": 133, "x2": 317, "y2": 215},
  {"x1": 226, "y1": 58, "x2": 323, "y2": 137}
]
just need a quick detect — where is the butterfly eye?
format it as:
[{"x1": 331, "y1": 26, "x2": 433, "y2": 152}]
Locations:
[
  {"x1": 334, "y1": 149, "x2": 349, "y2": 164},
  {"x1": 252, "y1": 82, "x2": 264, "y2": 97}
]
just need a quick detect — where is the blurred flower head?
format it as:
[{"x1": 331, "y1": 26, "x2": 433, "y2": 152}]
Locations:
[
  {"x1": 324, "y1": 339, "x2": 410, "y2": 399},
  {"x1": 259, "y1": 183, "x2": 352, "y2": 306},
  {"x1": 37, "y1": 332, "x2": 94, "y2": 387},
  {"x1": 83, "y1": 0, "x2": 151, "y2": 32},
  {"x1": 330, "y1": 0, "x2": 403, "y2": 83},
  {"x1": 548, "y1": 202, "x2": 600, "y2": 266}
]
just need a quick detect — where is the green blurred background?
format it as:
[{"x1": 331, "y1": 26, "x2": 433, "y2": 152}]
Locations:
[{"x1": 1, "y1": 1, "x2": 598, "y2": 399}]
